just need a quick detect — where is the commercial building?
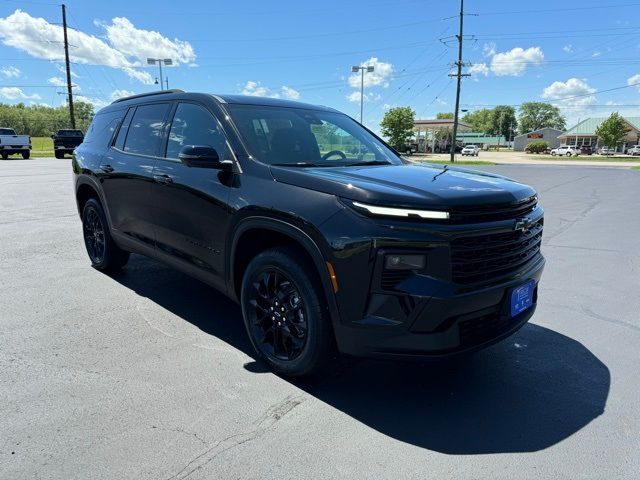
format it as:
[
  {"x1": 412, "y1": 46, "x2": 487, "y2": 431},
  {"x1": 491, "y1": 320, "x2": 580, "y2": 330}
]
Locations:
[
  {"x1": 457, "y1": 132, "x2": 507, "y2": 148},
  {"x1": 558, "y1": 117, "x2": 640, "y2": 152},
  {"x1": 513, "y1": 127, "x2": 563, "y2": 152}
]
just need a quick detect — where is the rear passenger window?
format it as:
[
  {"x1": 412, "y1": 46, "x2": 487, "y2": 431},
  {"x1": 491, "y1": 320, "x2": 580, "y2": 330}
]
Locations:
[
  {"x1": 122, "y1": 103, "x2": 170, "y2": 156},
  {"x1": 83, "y1": 109, "x2": 124, "y2": 145},
  {"x1": 165, "y1": 103, "x2": 228, "y2": 160},
  {"x1": 113, "y1": 107, "x2": 135, "y2": 150}
]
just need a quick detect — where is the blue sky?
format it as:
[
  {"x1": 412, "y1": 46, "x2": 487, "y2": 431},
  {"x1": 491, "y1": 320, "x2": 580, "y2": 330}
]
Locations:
[{"x1": 1, "y1": 0, "x2": 639, "y2": 129}]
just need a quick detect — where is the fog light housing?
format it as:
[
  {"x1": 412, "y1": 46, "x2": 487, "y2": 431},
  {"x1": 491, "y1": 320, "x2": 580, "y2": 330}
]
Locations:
[{"x1": 384, "y1": 254, "x2": 426, "y2": 270}]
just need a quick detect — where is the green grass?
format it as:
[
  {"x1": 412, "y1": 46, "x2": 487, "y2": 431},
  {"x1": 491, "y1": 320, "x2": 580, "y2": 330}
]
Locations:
[{"x1": 632, "y1": 166, "x2": 640, "y2": 171}]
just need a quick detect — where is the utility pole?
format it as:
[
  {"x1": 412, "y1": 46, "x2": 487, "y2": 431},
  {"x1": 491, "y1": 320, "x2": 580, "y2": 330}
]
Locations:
[
  {"x1": 61, "y1": 4, "x2": 75, "y2": 128},
  {"x1": 449, "y1": 0, "x2": 470, "y2": 162},
  {"x1": 165, "y1": 77, "x2": 169, "y2": 90}
]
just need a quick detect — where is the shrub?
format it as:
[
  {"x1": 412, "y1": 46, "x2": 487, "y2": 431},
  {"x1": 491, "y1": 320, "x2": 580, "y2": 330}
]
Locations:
[{"x1": 525, "y1": 140, "x2": 549, "y2": 154}]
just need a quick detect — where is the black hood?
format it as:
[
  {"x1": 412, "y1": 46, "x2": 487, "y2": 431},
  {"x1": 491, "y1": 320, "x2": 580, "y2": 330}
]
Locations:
[{"x1": 270, "y1": 163, "x2": 536, "y2": 208}]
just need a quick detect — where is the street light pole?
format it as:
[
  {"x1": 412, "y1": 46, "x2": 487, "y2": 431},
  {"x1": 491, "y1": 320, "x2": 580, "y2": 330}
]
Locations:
[
  {"x1": 351, "y1": 65, "x2": 375, "y2": 124},
  {"x1": 147, "y1": 58, "x2": 173, "y2": 91}
]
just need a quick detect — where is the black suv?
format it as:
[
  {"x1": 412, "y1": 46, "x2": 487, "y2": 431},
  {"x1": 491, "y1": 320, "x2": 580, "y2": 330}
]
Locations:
[{"x1": 73, "y1": 90, "x2": 544, "y2": 377}]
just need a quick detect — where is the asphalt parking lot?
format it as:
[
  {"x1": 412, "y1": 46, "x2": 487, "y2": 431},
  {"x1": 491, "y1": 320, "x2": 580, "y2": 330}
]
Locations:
[{"x1": 1, "y1": 159, "x2": 638, "y2": 479}]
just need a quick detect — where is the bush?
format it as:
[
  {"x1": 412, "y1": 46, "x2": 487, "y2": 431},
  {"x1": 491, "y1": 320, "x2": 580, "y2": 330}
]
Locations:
[{"x1": 525, "y1": 140, "x2": 549, "y2": 154}]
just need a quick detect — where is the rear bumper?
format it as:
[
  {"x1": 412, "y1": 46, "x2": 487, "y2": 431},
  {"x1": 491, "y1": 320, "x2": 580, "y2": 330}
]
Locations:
[{"x1": 333, "y1": 257, "x2": 544, "y2": 359}]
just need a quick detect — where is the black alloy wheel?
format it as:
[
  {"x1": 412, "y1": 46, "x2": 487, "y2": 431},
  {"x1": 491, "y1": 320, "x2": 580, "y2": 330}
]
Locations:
[
  {"x1": 83, "y1": 205, "x2": 106, "y2": 264},
  {"x1": 81, "y1": 198, "x2": 130, "y2": 272},
  {"x1": 241, "y1": 247, "x2": 333, "y2": 377}
]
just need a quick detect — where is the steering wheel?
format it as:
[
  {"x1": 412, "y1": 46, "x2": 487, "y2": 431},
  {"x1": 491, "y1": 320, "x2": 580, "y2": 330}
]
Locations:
[{"x1": 321, "y1": 150, "x2": 347, "y2": 161}]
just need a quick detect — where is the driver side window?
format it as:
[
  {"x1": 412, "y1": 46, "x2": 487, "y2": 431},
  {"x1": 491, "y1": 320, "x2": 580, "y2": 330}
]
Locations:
[
  {"x1": 166, "y1": 103, "x2": 228, "y2": 160},
  {"x1": 310, "y1": 121, "x2": 374, "y2": 161}
]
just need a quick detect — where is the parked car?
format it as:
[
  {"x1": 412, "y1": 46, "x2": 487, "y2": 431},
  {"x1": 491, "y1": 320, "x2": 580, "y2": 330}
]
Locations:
[
  {"x1": 580, "y1": 145, "x2": 593, "y2": 155},
  {"x1": 0, "y1": 127, "x2": 31, "y2": 159},
  {"x1": 396, "y1": 142, "x2": 418, "y2": 155},
  {"x1": 627, "y1": 145, "x2": 640, "y2": 156},
  {"x1": 599, "y1": 147, "x2": 616, "y2": 155},
  {"x1": 550, "y1": 145, "x2": 580, "y2": 156},
  {"x1": 52, "y1": 129, "x2": 84, "y2": 158},
  {"x1": 461, "y1": 144, "x2": 480, "y2": 156},
  {"x1": 73, "y1": 90, "x2": 545, "y2": 377}
]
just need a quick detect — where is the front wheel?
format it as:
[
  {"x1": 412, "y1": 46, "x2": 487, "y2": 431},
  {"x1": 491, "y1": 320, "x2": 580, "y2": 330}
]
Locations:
[
  {"x1": 240, "y1": 247, "x2": 334, "y2": 377},
  {"x1": 82, "y1": 198, "x2": 129, "y2": 272},
  {"x1": 566, "y1": 152, "x2": 572, "y2": 157},
  {"x1": 1, "y1": 152, "x2": 7, "y2": 160}
]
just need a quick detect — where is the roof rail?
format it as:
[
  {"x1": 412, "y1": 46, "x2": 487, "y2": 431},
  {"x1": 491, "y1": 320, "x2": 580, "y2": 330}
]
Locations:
[{"x1": 111, "y1": 89, "x2": 185, "y2": 104}]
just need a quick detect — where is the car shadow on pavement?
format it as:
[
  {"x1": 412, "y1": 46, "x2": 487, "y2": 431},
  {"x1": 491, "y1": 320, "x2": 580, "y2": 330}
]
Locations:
[{"x1": 110, "y1": 254, "x2": 610, "y2": 455}]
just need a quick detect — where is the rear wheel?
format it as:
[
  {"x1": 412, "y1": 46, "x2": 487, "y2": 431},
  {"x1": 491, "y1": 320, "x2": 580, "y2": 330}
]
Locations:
[
  {"x1": 22, "y1": 151, "x2": 30, "y2": 160},
  {"x1": 55, "y1": 151, "x2": 63, "y2": 159},
  {"x1": 240, "y1": 247, "x2": 334, "y2": 377},
  {"x1": 1, "y1": 152, "x2": 7, "y2": 160},
  {"x1": 566, "y1": 152, "x2": 572, "y2": 157},
  {"x1": 82, "y1": 198, "x2": 129, "y2": 272}
]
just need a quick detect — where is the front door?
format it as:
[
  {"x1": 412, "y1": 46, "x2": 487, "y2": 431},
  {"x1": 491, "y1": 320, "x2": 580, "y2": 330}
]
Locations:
[{"x1": 150, "y1": 101, "x2": 233, "y2": 288}]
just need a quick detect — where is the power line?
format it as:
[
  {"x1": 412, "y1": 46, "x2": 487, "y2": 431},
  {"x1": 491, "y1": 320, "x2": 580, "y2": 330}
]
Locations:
[{"x1": 476, "y1": 2, "x2": 640, "y2": 15}]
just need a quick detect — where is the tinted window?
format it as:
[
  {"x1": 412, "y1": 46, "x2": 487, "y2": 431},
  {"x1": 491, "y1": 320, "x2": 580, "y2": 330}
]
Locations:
[
  {"x1": 83, "y1": 110, "x2": 124, "y2": 144},
  {"x1": 122, "y1": 103, "x2": 170, "y2": 156},
  {"x1": 0, "y1": 128, "x2": 17, "y2": 135},
  {"x1": 113, "y1": 108, "x2": 135, "y2": 150},
  {"x1": 166, "y1": 103, "x2": 228, "y2": 159}
]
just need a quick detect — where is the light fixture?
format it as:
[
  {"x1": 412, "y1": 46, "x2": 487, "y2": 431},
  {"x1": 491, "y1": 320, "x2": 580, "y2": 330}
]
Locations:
[{"x1": 352, "y1": 201, "x2": 449, "y2": 220}]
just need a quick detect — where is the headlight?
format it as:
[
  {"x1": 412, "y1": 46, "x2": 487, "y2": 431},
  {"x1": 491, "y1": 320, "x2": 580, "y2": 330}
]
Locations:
[
  {"x1": 384, "y1": 254, "x2": 426, "y2": 270},
  {"x1": 352, "y1": 201, "x2": 449, "y2": 220}
]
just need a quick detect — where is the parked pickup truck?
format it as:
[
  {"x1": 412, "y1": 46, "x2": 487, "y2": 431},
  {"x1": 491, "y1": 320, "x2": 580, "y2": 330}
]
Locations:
[
  {"x1": 550, "y1": 145, "x2": 580, "y2": 156},
  {"x1": 52, "y1": 129, "x2": 84, "y2": 158},
  {"x1": 0, "y1": 128, "x2": 31, "y2": 159}
]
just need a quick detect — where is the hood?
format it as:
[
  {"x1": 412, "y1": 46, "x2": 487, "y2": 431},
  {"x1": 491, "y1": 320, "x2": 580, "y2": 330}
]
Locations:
[{"x1": 270, "y1": 163, "x2": 535, "y2": 208}]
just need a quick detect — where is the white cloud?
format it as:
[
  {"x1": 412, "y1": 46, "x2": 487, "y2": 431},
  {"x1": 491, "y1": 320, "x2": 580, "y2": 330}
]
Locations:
[
  {"x1": 563, "y1": 45, "x2": 573, "y2": 53},
  {"x1": 100, "y1": 17, "x2": 195, "y2": 65},
  {"x1": 490, "y1": 47, "x2": 544, "y2": 76},
  {"x1": 75, "y1": 95, "x2": 108, "y2": 109},
  {"x1": 47, "y1": 76, "x2": 66, "y2": 87},
  {"x1": 0, "y1": 87, "x2": 40, "y2": 100},
  {"x1": 1, "y1": 66, "x2": 20, "y2": 78},
  {"x1": 110, "y1": 89, "x2": 135, "y2": 101},
  {"x1": 592, "y1": 51, "x2": 601, "y2": 58},
  {"x1": 482, "y1": 42, "x2": 496, "y2": 57},
  {"x1": 347, "y1": 57, "x2": 394, "y2": 88},
  {"x1": 281, "y1": 86, "x2": 300, "y2": 100},
  {"x1": 542, "y1": 77, "x2": 597, "y2": 108},
  {"x1": 627, "y1": 73, "x2": 640, "y2": 91},
  {"x1": 240, "y1": 81, "x2": 301, "y2": 100},
  {"x1": 0, "y1": 9, "x2": 195, "y2": 85},
  {"x1": 346, "y1": 91, "x2": 380, "y2": 103},
  {"x1": 469, "y1": 63, "x2": 489, "y2": 76}
]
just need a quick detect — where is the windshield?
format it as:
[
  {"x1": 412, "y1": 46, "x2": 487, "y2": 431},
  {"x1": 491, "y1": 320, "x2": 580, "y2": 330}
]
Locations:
[
  {"x1": 226, "y1": 105, "x2": 402, "y2": 167},
  {"x1": 0, "y1": 128, "x2": 17, "y2": 135}
]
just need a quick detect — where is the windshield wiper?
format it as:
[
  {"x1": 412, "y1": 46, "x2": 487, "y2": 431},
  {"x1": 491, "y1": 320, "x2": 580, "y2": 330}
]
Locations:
[{"x1": 344, "y1": 160, "x2": 392, "y2": 167}]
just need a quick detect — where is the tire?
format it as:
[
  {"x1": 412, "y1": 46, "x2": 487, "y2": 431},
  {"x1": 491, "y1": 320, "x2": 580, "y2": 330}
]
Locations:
[
  {"x1": 81, "y1": 198, "x2": 129, "y2": 272},
  {"x1": 22, "y1": 151, "x2": 30, "y2": 160},
  {"x1": 566, "y1": 152, "x2": 572, "y2": 157},
  {"x1": 55, "y1": 151, "x2": 62, "y2": 159},
  {"x1": 1, "y1": 152, "x2": 7, "y2": 160},
  {"x1": 551, "y1": 152, "x2": 556, "y2": 156},
  {"x1": 240, "y1": 247, "x2": 334, "y2": 377}
]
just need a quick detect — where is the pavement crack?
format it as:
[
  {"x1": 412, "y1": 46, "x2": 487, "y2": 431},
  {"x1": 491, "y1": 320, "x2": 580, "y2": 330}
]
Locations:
[
  {"x1": 164, "y1": 394, "x2": 306, "y2": 480},
  {"x1": 154, "y1": 426, "x2": 209, "y2": 448}
]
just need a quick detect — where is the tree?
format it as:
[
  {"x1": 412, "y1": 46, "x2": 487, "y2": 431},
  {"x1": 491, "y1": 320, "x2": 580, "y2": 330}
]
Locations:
[
  {"x1": 518, "y1": 102, "x2": 566, "y2": 133},
  {"x1": 596, "y1": 112, "x2": 629, "y2": 148},
  {"x1": 461, "y1": 109, "x2": 493, "y2": 133},
  {"x1": 380, "y1": 106, "x2": 415, "y2": 148},
  {"x1": 436, "y1": 112, "x2": 454, "y2": 119},
  {"x1": 490, "y1": 105, "x2": 517, "y2": 140},
  {"x1": 0, "y1": 101, "x2": 94, "y2": 136}
]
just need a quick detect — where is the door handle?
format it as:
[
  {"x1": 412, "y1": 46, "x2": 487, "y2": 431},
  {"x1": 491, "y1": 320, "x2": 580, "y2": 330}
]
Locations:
[
  {"x1": 153, "y1": 173, "x2": 173, "y2": 185},
  {"x1": 99, "y1": 164, "x2": 114, "y2": 173}
]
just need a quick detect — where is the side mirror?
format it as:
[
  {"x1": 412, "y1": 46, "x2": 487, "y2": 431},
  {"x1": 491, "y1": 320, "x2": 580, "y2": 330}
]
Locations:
[{"x1": 178, "y1": 145, "x2": 230, "y2": 169}]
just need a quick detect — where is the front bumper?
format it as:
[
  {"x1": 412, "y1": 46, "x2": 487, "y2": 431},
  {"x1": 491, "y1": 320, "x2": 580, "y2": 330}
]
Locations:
[{"x1": 333, "y1": 256, "x2": 544, "y2": 359}]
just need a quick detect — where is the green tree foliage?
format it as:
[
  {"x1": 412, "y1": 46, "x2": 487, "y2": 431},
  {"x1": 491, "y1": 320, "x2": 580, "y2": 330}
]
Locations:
[
  {"x1": 518, "y1": 102, "x2": 566, "y2": 133},
  {"x1": 490, "y1": 105, "x2": 517, "y2": 140},
  {"x1": 525, "y1": 140, "x2": 549, "y2": 153},
  {"x1": 436, "y1": 112, "x2": 454, "y2": 119},
  {"x1": 462, "y1": 109, "x2": 493, "y2": 133},
  {"x1": 595, "y1": 112, "x2": 629, "y2": 148},
  {"x1": 380, "y1": 106, "x2": 415, "y2": 148},
  {"x1": 0, "y1": 101, "x2": 94, "y2": 136}
]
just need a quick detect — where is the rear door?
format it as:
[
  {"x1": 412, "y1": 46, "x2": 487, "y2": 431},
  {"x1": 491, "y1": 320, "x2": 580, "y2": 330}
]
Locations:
[
  {"x1": 100, "y1": 102, "x2": 171, "y2": 249},
  {"x1": 150, "y1": 101, "x2": 233, "y2": 288}
]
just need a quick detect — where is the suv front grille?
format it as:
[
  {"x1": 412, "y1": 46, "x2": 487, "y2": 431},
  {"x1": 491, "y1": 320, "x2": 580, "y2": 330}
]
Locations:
[
  {"x1": 449, "y1": 196, "x2": 537, "y2": 223},
  {"x1": 451, "y1": 218, "x2": 543, "y2": 285}
]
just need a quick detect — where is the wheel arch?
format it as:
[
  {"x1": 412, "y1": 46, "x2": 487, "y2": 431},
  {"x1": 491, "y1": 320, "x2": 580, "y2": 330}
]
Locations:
[{"x1": 229, "y1": 216, "x2": 342, "y2": 328}]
